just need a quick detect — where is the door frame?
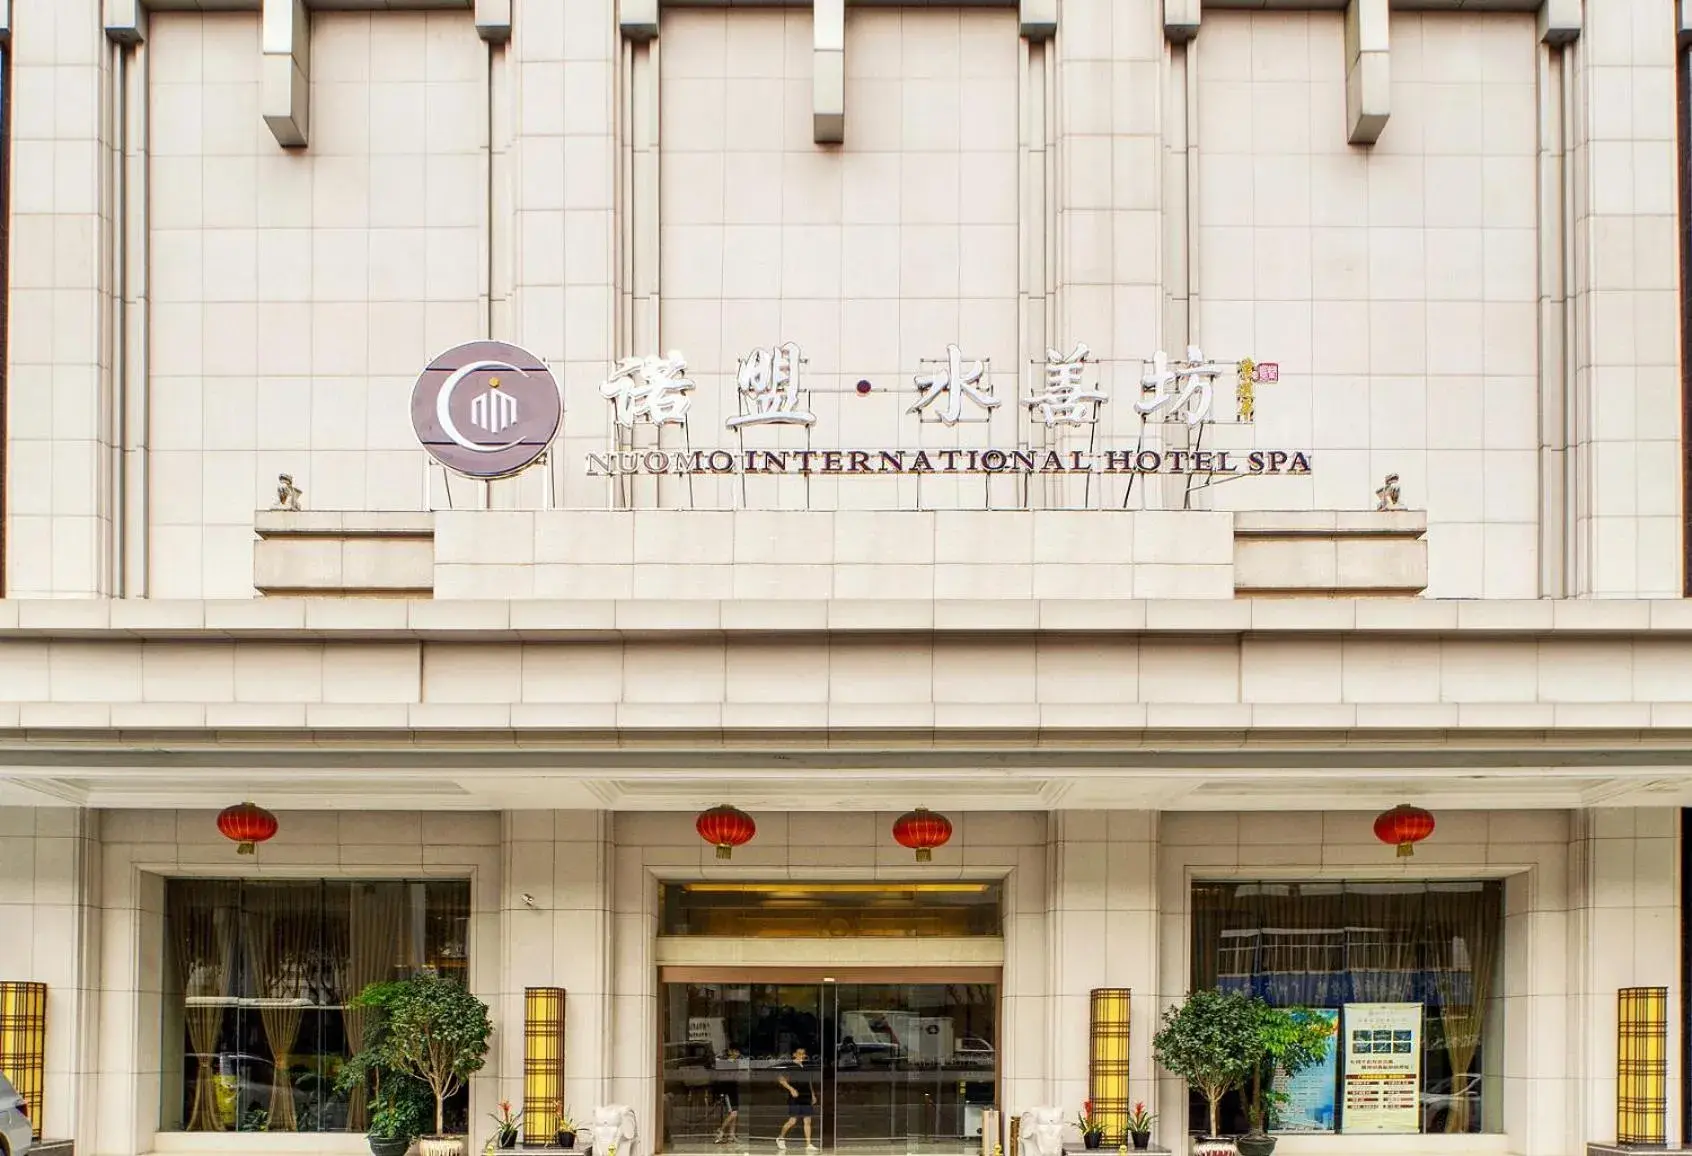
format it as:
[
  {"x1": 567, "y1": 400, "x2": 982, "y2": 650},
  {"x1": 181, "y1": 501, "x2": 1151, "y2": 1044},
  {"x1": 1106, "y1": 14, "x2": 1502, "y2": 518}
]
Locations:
[{"x1": 655, "y1": 967, "x2": 1003, "y2": 1154}]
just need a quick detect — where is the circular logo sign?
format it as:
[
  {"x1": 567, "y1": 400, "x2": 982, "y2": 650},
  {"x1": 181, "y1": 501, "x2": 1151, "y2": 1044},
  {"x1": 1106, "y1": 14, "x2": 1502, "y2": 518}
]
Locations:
[{"x1": 410, "y1": 340, "x2": 562, "y2": 479}]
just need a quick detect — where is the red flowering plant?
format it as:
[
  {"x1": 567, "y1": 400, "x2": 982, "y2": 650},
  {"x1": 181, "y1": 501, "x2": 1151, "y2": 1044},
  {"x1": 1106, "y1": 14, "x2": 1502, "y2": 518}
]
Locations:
[
  {"x1": 1124, "y1": 1102, "x2": 1155, "y2": 1135},
  {"x1": 1075, "y1": 1101, "x2": 1105, "y2": 1138},
  {"x1": 489, "y1": 1100, "x2": 522, "y2": 1149}
]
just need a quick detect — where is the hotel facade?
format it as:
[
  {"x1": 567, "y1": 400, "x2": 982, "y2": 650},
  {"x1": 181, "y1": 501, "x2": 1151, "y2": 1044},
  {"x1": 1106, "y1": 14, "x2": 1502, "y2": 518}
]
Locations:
[{"x1": 0, "y1": 1, "x2": 1689, "y2": 1156}]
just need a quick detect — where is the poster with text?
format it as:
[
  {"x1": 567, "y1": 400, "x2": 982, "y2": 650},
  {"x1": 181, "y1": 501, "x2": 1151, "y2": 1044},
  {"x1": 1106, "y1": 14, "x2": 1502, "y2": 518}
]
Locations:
[
  {"x1": 1271, "y1": 1009, "x2": 1339, "y2": 1132},
  {"x1": 1340, "y1": 1003, "x2": 1422, "y2": 1134}
]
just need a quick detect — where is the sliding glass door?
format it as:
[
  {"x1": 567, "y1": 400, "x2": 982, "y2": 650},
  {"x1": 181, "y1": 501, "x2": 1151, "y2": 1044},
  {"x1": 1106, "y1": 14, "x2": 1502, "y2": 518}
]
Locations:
[{"x1": 660, "y1": 975, "x2": 998, "y2": 1154}]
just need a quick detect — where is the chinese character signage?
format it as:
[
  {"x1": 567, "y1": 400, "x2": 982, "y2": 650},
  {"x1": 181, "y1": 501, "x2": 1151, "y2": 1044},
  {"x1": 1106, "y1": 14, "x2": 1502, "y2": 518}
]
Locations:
[
  {"x1": 412, "y1": 337, "x2": 1312, "y2": 490},
  {"x1": 1340, "y1": 1003, "x2": 1421, "y2": 1134}
]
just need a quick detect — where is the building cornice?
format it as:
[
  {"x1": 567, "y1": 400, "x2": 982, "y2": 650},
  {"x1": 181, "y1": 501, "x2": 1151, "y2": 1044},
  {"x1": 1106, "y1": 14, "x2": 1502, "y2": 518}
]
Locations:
[{"x1": 0, "y1": 597, "x2": 1688, "y2": 642}]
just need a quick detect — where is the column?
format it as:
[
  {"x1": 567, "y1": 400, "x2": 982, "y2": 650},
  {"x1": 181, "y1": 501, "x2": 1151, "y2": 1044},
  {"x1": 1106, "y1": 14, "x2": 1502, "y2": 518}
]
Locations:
[{"x1": 1567, "y1": 808, "x2": 1680, "y2": 1146}]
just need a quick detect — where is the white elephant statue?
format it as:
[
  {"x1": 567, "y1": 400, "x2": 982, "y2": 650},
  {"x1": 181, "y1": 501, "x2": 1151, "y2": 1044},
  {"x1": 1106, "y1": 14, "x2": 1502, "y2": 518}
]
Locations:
[
  {"x1": 1019, "y1": 1108, "x2": 1066, "y2": 1156},
  {"x1": 589, "y1": 1105, "x2": 639, "y2": 1156}
]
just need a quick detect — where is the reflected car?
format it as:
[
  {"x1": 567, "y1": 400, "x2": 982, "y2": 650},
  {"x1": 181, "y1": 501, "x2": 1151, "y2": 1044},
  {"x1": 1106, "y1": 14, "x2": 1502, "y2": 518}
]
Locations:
[
  {"x1": 0, "y1": 1073, "x2": 33, "y2": 1156},
  {"x1": 954, "y1": 1038, "x2": 996, "y2": 1069},
  {"x1": 1421, "y1": 1073, "x2": 1482, "y2": 1133}
]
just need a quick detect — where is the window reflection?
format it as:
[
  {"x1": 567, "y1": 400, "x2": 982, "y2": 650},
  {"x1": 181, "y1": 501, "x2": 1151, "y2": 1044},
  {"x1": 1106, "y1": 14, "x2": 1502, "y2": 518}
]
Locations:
[
  {"x1": 163, "y1": 878, "x2": 471, "y2": 1134},
  {"x1": 1189, "y1": 879, "x2": 1503, "y2": 1136}
]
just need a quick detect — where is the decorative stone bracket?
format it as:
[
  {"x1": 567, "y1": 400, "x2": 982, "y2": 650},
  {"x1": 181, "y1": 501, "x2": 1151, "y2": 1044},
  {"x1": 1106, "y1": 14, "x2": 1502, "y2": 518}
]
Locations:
[
  {"x1": 620, "y1": 0, "x2": 1056, "y2": 144},
  {"x1": 1164, "y1": 0, "x2": 1580, "y2": 146},
  {"x1": 102, "y1": 0, "x2": 512, "y2": 149}
]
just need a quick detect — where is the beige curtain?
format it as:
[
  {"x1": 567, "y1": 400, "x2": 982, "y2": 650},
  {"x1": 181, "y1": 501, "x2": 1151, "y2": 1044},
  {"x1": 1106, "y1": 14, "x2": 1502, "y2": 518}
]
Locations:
[
  {"x1": 342, "y1": 883, "x2": 407, "y2": 1130},
  {"x1": 170, "y1": 881, "x2": 238, "y2": 1132},
  {"x1": 1428, "y1": 884, "x2": 1501, "y2": 1134},
  {"x1": 1347, "y1": 885, "x2": 1423, "y2": 1003},
  {"x1": 246, "y1": 884, "x2": 318, "y2": 1132}
]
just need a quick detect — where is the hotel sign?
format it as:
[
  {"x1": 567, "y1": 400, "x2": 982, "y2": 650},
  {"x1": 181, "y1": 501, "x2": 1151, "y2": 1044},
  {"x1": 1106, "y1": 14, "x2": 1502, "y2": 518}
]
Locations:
[
  {"x1": 411, "y1": 339, "x2": 1313, "y2": 482},
  {"x1": 410, "y1": 340, "x2": 562, "y2": 479}
]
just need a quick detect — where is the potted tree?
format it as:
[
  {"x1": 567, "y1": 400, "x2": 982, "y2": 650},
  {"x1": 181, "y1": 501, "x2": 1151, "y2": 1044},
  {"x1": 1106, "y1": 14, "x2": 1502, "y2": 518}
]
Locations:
[
  {"x1": 1151, "y1": 989, "x2": 1260, "y2": 1156},
  {"x1": 350, "y1": 971, "x2": 494, "y2": 1156},
  {"x1": 339, "y1": 983, "x2": 432, "y2": 1156},
  {"x1": 1236, "y1": 1006, "x2": 1335, "y2": 1156}
]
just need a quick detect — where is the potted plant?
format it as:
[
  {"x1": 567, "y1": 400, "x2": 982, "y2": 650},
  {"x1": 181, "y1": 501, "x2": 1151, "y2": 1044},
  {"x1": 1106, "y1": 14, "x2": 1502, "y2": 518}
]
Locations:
[
  {"x1": 366, "y1": 1079, "x2": 430, "y2": 1156},
  {"x1": 350, "y1": 971, "x2": 494, "y2": 1156},
  {"x1": 1236, "y1": 1006, "x2": 1335, "y2": 1156},
  {"x1": 490, "y1": 1101, "x2": 523, "y2": 1151},
  {"x1": 556, "y1": 1106, "x2": 579, "y2": 1150},
  {"x1": 1124, "y1": 1103, "x2": 1154, "y2": 1151},
  {"x1": 1075, "y1": 1101, "x2": 1105, "y2": 1150},
  {"x1": 1151, "y1": 989, "x2": 1261, "y2": 1156}
]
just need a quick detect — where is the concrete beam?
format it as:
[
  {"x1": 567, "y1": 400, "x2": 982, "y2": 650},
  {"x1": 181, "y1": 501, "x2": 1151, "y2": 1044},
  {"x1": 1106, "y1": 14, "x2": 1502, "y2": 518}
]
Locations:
[
  {"x1": 621, "y1": 0, "x2": 658, "y2": 40},
  {"x1": 104, "y1": 0, "x2": 145, "y2": 43},
  {"x1": 1344, "y1": 0, "x2": 1389, "y2": 145},
  {"x1": 813, "y1": 0, "x2": 844, "y2": 143},
  {"x1": 1020, "y1": 0, "x2": 1056, "y2": 40},
  {"x1": 1168, "y1": 0, "x2": 1579, "y2": 43},
  {"x1": 475, "y1": 0, "x2": 511, "y2": 42},
  {"x1": 1538, "y1": 0, "x2": 1579, "y2": 44},
  {"x1": 261, "y1": 0, "x2": 310, "y2": 148}
]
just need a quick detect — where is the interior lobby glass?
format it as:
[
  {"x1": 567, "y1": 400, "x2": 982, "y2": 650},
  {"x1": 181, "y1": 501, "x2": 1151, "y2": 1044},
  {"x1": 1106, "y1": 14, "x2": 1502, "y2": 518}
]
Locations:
[{"x1": 660, "y1": 980, "x2": 997, "y2": 1153}]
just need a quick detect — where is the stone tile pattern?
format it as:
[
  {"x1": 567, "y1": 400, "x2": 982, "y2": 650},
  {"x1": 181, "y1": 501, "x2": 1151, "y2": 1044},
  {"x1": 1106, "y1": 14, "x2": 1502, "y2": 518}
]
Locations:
[
  {"x1": 5, "y1": 0, "x2": 115, "y2": 597},
  {"x1": 649, "y1": 8, "x2": 1023, "y2": 513},
  {"x1": 1195, "y1": 11, "x2": 1542, "y2": 598},
  {"x1": 143, "y1": 12, "x2": 487, "y2": 598}
]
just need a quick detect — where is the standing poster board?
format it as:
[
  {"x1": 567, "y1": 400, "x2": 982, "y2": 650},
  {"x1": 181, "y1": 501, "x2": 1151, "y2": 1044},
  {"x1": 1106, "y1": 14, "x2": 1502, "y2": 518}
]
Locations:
[
  {"x1": 1272, "y1": 1009, "x2": 1340, "y2": 1132},
  {"x1": 1341, "y1": 1003, "x2": 1423, "y2": 1134}
]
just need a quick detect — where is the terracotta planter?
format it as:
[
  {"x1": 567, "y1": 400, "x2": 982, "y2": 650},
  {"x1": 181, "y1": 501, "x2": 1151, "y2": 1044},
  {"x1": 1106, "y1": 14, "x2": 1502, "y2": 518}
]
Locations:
[{"x1": 420, "y1": 1137, "x2": 466, "y2": 1156}]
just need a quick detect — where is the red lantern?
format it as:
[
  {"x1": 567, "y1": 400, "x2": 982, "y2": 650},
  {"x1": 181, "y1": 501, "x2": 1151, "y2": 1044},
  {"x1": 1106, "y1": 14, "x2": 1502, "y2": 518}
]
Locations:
[
  {"x1": 217, "y1": 802, "x2": 278, "y2": 855},
  {"x1": 696, "y1": 804, "x2": 756, "y2": 860},
  {"x1": 1373, "y1": 804, "x2": 1435, "y2": 858},
  {"x1": 892, "y1": 807, "x2": 953, "y2": 862}
]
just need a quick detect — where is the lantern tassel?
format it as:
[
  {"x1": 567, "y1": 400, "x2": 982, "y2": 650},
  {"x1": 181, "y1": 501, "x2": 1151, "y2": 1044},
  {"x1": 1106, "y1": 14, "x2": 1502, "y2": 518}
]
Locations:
[
  {"x1": 916, "y1": 848, "x2": 932, "y2": 863},
  {"x1": 1397, "y1": 842, "x2": 1413, "y2": 859},
  {"x1": 716, "y1": 844, "x2": 732, "y2": 860},
  {"x1": 238, "y1": 842, "x2": 256, "y2": 856}
]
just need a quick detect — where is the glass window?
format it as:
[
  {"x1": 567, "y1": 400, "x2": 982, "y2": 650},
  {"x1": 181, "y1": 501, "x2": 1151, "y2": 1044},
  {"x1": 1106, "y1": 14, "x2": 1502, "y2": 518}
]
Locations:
[
  {"x1": 660, "y1": 882, "x2": 1002, "y2": 938},
  {"x1": 162, "y1": 878, "x2": 471, "y2": 1134},
  {"x1": 1189, "y1": 879, "x2": 1503, "y2": 1136}
]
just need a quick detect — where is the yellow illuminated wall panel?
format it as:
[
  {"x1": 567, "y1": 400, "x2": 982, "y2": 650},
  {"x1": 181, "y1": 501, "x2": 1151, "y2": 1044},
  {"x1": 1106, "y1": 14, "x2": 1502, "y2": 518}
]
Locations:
[
  {"x1": 1089, "y1": 988, "x2": 1130, "y2": 1145},
  {"x1": 0, "y1": 982, "x2": 46, "y2": 1139},
  {"x1": 524, "y1": 987, "x2": 567, "y2": 1145},
  {"x1": 1617, "y1": 986, "x2": 1667, "y2": 1145}
]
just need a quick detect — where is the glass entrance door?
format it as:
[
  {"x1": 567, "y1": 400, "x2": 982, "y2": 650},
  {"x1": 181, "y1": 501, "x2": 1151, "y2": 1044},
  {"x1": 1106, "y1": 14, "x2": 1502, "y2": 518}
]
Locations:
[{"x1": 659, "y1": 977, "x2": 998, "y2": 1155}]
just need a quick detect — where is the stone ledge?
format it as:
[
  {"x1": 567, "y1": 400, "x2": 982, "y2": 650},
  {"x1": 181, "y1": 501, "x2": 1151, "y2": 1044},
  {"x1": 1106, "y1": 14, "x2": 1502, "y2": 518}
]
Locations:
[{"x1": 2, "y1": 598, "x2": 1691, "y2": 640}]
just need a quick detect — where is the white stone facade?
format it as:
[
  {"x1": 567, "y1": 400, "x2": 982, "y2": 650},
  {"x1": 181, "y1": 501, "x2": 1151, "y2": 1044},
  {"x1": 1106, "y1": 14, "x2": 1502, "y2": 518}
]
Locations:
[{"x1": 0, "y1": 1, "x2": 1688, "y2": 1156}]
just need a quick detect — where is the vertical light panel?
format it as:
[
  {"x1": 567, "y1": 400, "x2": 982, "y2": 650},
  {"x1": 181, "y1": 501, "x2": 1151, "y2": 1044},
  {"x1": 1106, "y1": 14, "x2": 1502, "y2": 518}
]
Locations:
[
  {"x1": 1617, "y1": 986, "x2": 1667, "y2": 1145},
  {"x1": 524, "y1": 987, "x2": 567, "y2": 1145},
  {"x1": 0, "y1": 982, "x2": 46, "y2": 1139},
  {"x1": 1089, "y1": 988, "x2": 1131, "y2": 1145}
]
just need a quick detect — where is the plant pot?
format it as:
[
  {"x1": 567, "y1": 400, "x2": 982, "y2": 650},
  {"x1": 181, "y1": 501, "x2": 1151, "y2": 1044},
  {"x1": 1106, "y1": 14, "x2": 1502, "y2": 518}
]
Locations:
[
  {"x1": 420, "y1": 1137, "x2": 466, "y2": 1156},
  {"x1": 1130, "y1": 1134, "x2": 1151, "y2": 1151},
  {"x1": 1084, "y1": 1134, "x2": 1103, "y2": 1150},
  {"x1": 368, "y1": 1136, "x2": 412, "y2": 1156},
  {"x1": 1192, "y1": 1139, "x2": 1238, "y2": 1156},
  {"x1": 1235, "y1": 1134, "x2": 1276, "y2": 1156},
  {"x1": 557, "y1": 1131, "x2": 577, "y2": 1150}
]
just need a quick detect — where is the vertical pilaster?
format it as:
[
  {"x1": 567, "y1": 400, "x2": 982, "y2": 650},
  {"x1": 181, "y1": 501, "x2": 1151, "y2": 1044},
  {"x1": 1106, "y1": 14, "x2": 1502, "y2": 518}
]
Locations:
[
  {"x1": 812, "y1": 0, "x2": 844, "y2": 144},
  {"x1": 501, "y1": 812, "x2": 614, "y2": 1124},
  {"x1": 260, "y1": 0, "x2": 309, "y2": 148},
  {"x1": 1343, "y1": 0, "x2": 1389, "y2": 145},
  {"x1": 1570, "y1": 0, "x2": 1680, "y2": 595},
  {"x1": 1568, "y1": 809, "x2": 1682, "y2": 1147}
]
